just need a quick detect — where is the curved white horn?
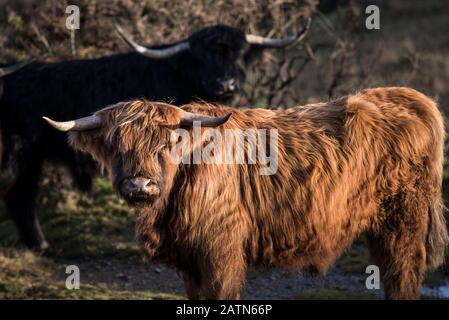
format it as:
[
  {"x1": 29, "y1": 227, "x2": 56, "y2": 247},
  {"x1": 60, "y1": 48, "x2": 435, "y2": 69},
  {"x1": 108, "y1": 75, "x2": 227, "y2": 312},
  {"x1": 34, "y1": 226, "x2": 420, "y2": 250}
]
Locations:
[
  {"x1": 116, "y1": 25, "x2": 190, "y2": 59},
  {"x1": 180, "y1": 110, "x2": 232, "y2": 127},
  {"x1": 246, "y1": 17, "x2": 312, "y2": 48},
  {"x1": 0, "y1": 60, "x2": 33, "y2": 77},
  {"x1": 43, "y1": 115, "x2": 103, "y2": 132}
]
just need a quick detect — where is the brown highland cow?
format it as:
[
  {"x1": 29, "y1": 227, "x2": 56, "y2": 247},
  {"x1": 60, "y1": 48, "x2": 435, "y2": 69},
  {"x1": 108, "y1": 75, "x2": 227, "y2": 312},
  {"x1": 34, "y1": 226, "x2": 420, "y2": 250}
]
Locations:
[{"x1": 44, "y1": 87, "x2": 449, "y2": 299}]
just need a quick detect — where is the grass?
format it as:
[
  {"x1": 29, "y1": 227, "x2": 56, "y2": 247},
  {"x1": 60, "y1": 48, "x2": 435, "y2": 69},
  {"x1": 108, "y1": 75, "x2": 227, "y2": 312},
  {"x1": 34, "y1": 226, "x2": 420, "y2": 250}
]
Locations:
[
  {"x1": 339, "y1": 246, "x2": 370, "y2": 275},
  {"x1": 0, "y1": 247, "x2": 183, "y2": 300}
]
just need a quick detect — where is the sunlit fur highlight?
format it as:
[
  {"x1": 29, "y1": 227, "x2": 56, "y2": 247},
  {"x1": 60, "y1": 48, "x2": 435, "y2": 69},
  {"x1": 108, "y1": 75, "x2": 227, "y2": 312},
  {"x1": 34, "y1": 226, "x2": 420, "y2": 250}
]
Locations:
[{"x1": 69, "y1": 87, "x2": 448, "y2": 300}]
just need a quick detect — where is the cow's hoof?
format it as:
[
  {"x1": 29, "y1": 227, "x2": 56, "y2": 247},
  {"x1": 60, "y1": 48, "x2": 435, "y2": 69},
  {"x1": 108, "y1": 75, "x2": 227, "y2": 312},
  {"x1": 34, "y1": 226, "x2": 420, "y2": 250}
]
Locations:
[
  {"x1": 25, "y1": 239, "x2": 50, "y2": 252},
  {"x1": 38, "y1": 240, "x2": 50, "y2": 251}
]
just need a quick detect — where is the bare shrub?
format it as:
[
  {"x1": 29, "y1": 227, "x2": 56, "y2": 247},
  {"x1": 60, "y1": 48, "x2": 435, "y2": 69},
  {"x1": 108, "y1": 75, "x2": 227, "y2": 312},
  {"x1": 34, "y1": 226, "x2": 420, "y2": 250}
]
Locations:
[{"x1": 0, "y1": 0, "x2": 319, "y2": 107}]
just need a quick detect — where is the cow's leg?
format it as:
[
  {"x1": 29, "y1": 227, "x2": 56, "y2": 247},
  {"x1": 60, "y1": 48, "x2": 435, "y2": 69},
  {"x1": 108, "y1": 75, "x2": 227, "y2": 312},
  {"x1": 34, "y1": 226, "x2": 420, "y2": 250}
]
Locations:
[
  {"x1": 367, "y1": 189, "x2": 428, "y2": 300},
  {"x1": 0, "y1": 135, "x2": 23, "y2": 196},
  {"x1": 4, "y1": 163, "x2": 48, "y2": 250},
  {"x1": 198, "y1": 242, "x2": 246, "y2": 300}
]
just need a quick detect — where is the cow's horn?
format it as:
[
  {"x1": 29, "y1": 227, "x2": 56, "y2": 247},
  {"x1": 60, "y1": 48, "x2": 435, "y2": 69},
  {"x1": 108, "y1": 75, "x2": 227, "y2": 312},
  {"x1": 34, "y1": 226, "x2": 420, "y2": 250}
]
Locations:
[
  {"x1": 0, "y1": 60, "x2": 33, "y2": 77},
  {"x1": 43, "y1": 115, "x2": 103, "y2": 132},
  {"x1": 180, "y1": 111, "x2": 232, "y2": 127},
  {"x1": 116, "y1": 25, "x2": 190, "y2": 59},
  {"x1": 245, "y1": 17, "x2": 311, "y2": 48}
]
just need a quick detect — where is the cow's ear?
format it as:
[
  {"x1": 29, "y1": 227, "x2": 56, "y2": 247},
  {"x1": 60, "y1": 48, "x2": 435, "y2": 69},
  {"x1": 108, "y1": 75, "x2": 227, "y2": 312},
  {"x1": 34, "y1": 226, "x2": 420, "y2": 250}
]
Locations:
[
  {"x1": 68, "y1": 130, "x2": 98, "y2": 153},
  {"x1": 68, "y1": 130, "x2": 112, "y2": 171}
]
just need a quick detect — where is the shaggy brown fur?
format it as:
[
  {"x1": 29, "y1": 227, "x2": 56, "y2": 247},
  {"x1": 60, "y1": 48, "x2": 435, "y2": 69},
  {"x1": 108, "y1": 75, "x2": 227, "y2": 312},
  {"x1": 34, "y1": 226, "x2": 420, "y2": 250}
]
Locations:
[{"x1": 68, "y1": 87, "x2": 448, "y2": 300}]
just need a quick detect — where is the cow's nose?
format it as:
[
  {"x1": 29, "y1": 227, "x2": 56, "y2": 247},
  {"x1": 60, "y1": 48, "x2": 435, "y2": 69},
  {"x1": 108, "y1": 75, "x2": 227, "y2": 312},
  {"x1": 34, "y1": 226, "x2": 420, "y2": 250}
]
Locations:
[
  {"x1": 220, "y1": 78, "x2": 238, "y2": 93},
  {"x1": 131, "y1": 177, "x2": 152, "y2": 190},
  {"x1": 120, "y1": 177, "x2": 160, "y2": 199}
]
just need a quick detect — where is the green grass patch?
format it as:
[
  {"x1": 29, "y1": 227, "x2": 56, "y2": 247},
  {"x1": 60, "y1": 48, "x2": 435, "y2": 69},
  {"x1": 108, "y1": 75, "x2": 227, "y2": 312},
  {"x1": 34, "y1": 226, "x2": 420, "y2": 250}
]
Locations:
[{"x1": 339, "y1": 247, "x2": 370, "y2": 274}]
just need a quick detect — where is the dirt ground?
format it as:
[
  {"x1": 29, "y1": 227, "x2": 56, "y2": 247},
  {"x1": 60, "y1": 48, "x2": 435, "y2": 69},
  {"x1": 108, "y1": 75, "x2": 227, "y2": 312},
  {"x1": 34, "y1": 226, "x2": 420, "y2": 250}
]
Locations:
[{"x1": 51, "y1": 256, "x2": 381, "y2": 300}]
